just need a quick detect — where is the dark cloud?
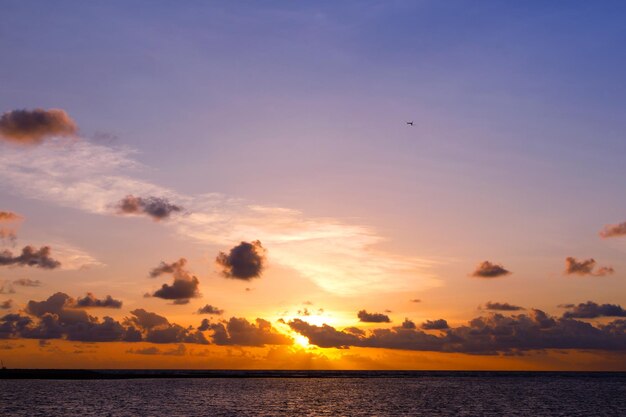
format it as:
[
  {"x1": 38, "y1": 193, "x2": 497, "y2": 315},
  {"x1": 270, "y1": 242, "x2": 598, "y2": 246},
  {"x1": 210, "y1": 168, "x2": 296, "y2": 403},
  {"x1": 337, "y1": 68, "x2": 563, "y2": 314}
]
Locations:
[
  {"x1": 401, "y1": 319, "x2": 416, "y2": 329},
  {"x1": 148, "y1": 258, "x2": 200, "y2": 302},
  {"x1": 0, "y1": 300, "x2": 12, "y2": 310},
  {"x1": 127, "y1": 344, "x2": 186, "y2": 356},
  {"x1": 289, "y1": 308, "x2": 626, "y2": 354},
  {"x1": 75, "y1": 293, "x2": 122, "y2": 308},
  {"x1": 0, "y1": 294, "x2": 208, "y2": 344},
  {"x1": 421, "y1": 319, "x2": 449, "y2": 330},
  {"x1": 116, "y1": 195, "x2": 183, "y2": 221},
  {"x1": 171, "y1": 299, "x2": 190, "y2": 305},
  {"x1": 197, "y1": 304, "x2": 224, "y2": 315},
  {"x1": 357, "y1": 310, "x2": 391, "y2": 323},
  {"x1": 0, "y1": 108, "x2": 77, "y2": 144},
  {"x1": 564, "y1": 257, "x2": 614, "y2": 276},
  {"x1": 599, "y1": 222, "x2": 626, "y2": 238},
  {"x1": 216, "y1": 241, "x2": 266, "y2": 280},
  {"x1": 483, "y1": 302, "x2": 524, "y2": 311},
  {"x1": 410, "y1": 299, "x2": 421, "y2": 303},
  {"x1": 0, "y1": 246, "x2": 61, "y2": 269},
  {"x1": 298, "y1": 308, "x2": 311, "y2": 316},
  {"x1": 471, "y1": 261, "x2": 511, "y2": 278},
  {"x1": 12, "y1": 278, "x2": 42, "y2": 287},
  {"x1": 207, "y1": 317, "x2": 292, "y2": 347},
  {"x1": 562, "y1": 301, "x2": 626, "y2": 319}
]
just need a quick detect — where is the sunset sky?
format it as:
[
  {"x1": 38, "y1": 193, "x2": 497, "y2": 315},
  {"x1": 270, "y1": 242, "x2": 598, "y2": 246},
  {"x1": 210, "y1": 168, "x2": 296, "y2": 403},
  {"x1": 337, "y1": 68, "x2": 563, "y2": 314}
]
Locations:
[{"x1": 1, "y1": 1, "x2": 626, "y2": 370}]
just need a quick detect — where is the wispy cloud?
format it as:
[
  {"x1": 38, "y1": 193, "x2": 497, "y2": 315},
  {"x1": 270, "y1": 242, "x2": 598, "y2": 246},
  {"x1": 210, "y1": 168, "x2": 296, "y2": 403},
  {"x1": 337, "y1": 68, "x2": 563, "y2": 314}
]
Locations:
[{"x1": 0, "y1": 139, "x2": 439, "y2": 295}]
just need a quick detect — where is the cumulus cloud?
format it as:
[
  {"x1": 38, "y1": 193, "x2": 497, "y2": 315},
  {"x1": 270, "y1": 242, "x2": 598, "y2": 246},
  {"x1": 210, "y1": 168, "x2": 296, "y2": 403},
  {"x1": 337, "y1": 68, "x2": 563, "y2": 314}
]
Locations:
[
  {"x1": 357, "y1": 310, "x2": 391, "y2": 323},
  {"x1": 401, "y1": 319, "x2": 416, "y2": 329},
  {"x1": 12, "y1": 278, "x2": 42, "y2": 287},
  {"x1": 289, "y1": 308, "x2": 626, "y2": 354},
  {"x1": 599, "y1": 222, "x2": 626, "y2": 238},
  {"x1": 197, "y1": 304, "x2": 224, "y2": 315},
  {"x1": 0, "y1": 300, "x2": 12, "y2": 310},
  {"x1": 148, "y1": 258, "x2": 200, "y2": 302},
  {"x1": 483, "y1": 302, "x2": 524, "y2": 311},
  {"x1": 421, "y1": 319, "x2": 449, "y2": 330},
  {"x1": 116, "y1": 195, "x2": 183, "y2": 221},
  {"x1": 0, "y1": 108, "x2": 77, "y2": 144},
  {"x1": 75, "y1": 293, "x2": 122, "y2": 308},
  {"x1": 0, "y1": 294, "x2": 208, "y2": 344},
  {"x1": 207, "y1": 317, "x2": 292, "y2": 347},
  {"x1": 0, "y1": 246, "x2": 61, "y2": 269},
  {"x1": 564, "y1": 257, "x2": 614, "y2": 276},
  {"x1": 471, "y1": 261, "x2": 511, "y2": 278},
  {"x1": 561, "y1": 301, "x2": 626, "y2": 319},
  {"x1": 216, "y1": 241, "x2": 266, "y2": 280}
]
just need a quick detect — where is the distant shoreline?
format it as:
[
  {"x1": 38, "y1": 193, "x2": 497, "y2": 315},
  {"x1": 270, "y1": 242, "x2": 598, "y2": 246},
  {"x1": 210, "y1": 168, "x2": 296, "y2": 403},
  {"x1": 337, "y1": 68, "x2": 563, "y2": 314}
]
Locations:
[{"x1": 2, "y1": 369, "x2": 625, "y2": 380}]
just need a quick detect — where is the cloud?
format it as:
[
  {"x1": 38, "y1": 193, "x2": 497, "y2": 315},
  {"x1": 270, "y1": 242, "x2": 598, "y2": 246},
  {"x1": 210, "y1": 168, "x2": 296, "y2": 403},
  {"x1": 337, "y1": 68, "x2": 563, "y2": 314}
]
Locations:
[
  {"x1": 197, "y1": 304, "x2": 224, "y2": 315},
  {"x1": 148, "y1": 258, "x2": 200, "y2": 302},
  {"x1": 0, "y1": 294, "x2": 208, "y2": 344},
  {"x1": 357, "y1": 310, "x2": 391, "y2": 323},
  {"x1": 471, "y1": 261, "x2": 511, "y2": 278},
  {"x1": 12, "y1": 278, "x2": 42, "y2": 287},
  {"x1": 0, "y1": 246, "x2": 61, "y2": 269},
  {"x1": 75, "y1": 293, "x2": 122, "y2": 308},
  {"x1": 289, "y1": 308, "x2": 626, "y2": 354},
  {"x1": 483, "y1": 302, "x2": 524, "y2": 311},
  {"x1": 207, "y1": 317, "x2": 292, "y2": 347},
  {"x1": 401, "y1": 319, "x2": 416, "y2": 329},
  {"x1": 116, "y1": 195, "x2": 182, "y2": 221},
  {"x1": 216, "y1": 241, "x2": 266, "y2": 280},
  {"x1": 0, "y1": 139, "x2": 440, "y2": 296},
  {"x1": 0, "y1": 300, "x2": 12, "y2": 310},
  {"x1": 0, "y1": 108, "x2": 77, "y2": 144},
  {"x1": 564, "y1": 257, "x2": 614, "y2": 277},
  {"x1": 599, "y1": 222, "x2": 626, "y2": 238},
  {"x1": 421, "y1": 319, "x2": 449, "y2": 330},
  {"x1": 127, "y1": 344, "x2": 186, "y2": 356},
  {"x1": 0, "y1": 211, "x2": 22, "y2": 244},
  {"x1": 561, "y1": 301, "x2": 626, "y2": 319},
  {"x1": 410, "y1": 299, "x2": 421, "y2": 303}
]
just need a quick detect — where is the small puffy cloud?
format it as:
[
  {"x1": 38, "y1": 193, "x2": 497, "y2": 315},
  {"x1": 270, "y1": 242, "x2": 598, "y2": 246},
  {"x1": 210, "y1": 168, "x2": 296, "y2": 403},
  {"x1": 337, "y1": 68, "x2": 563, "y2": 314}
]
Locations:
[
  {"x1": 401, "y1": 319, "x2": 416, "y2": 329},
  {"x1": 207, "y1": 317, "x2": 292, "y2": 347},
  {"x1": 116, "y1": 195, "x2": 182, "y2": 221},
  {"x1": 599, "y1": 222, "x2": 626, "y2": 238},
  {"x1": 0, "y1": 246, "x2": 61, "y2": 269},
  {"x1": 565, "y1": 257, "x2": 614, "y2": 277},
  {"x1": 216, "y1": 241, "x2": 266, "y2": 280},
  {"x1": 12, "y1": 278, "x2": 42, "y2": 287},
  {"x1": 197, "y1": 304, "x2": 224, "y2": 315},
  {"x1": 471, "y1": 261, "x2": 511, "y2": 278},
  {"x1": 0, "y1": 108, "x2": 77, "y2": 144},
  {"x1": 483, "y1": 302, "x2": 524, "y2": 311},
  {"x1": 562, "y1": 301, "x2": 626, "y2": 319},
  {"x1": 421, "y1": 319, "x2": 449, "y2": 330},
  {"x1": 0, "y1": 299, "x2": 12, "y2": 310},
  {"x1": 357, "y1": 310, "x2": 391, "y2": 323},
  {"x1": 148, "y1": 258, "x2": 200, "y2": 302},
  {"x1": 75, "y1": 293, "x2": 122, "y2": 308},
  {"x1": 410, "y1": 299, "x2": 421, "y2": 303}
]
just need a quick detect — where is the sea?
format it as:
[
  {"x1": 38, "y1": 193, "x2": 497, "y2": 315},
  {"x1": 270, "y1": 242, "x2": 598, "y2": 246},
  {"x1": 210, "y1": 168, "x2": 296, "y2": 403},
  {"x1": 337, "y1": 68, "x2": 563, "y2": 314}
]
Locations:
[{"x1": 1, "y1": 371, "x2": 625, "y2": 416}]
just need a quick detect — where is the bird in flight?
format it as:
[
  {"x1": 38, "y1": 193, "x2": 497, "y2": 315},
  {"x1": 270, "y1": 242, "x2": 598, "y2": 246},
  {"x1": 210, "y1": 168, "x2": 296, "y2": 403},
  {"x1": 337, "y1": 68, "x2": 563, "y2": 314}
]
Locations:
[{"x1": 406, "y1": 121, "x2": 414, "y2": 126}]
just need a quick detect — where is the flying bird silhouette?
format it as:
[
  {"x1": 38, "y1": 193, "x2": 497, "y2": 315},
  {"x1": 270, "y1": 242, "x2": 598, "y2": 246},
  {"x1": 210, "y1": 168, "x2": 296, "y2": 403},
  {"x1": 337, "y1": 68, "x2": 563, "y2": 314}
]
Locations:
[{"x1": 406, "y1": 121, "x2": 414, "y2": 126}]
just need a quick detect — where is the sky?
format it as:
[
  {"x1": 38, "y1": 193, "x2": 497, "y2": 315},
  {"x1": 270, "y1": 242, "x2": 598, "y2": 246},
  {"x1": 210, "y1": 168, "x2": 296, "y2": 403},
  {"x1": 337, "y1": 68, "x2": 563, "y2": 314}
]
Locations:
[{"x1": 1, "y1": 0, "x2": 625, "y2": 370}]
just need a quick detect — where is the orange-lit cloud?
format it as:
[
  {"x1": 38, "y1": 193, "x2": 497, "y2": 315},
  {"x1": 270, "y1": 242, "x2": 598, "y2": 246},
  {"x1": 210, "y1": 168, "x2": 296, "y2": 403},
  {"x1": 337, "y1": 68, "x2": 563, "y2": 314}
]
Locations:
[{"x1": 0, "y1": 108, "x2": 77, "y2": 144}]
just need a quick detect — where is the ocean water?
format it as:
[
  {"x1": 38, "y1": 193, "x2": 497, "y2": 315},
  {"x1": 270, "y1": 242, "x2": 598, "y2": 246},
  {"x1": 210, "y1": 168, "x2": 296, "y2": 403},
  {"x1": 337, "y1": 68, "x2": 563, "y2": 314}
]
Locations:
[{"x1": 1, "y1": 372, "x2": 625, "y2": 416}]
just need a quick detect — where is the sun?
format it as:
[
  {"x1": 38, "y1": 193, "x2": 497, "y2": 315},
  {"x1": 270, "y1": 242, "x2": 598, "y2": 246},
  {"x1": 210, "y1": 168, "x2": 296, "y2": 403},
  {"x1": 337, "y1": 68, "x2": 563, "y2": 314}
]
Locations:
[{"x1": 293, "y1": 334, "x2": 310, "y2": 349}]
